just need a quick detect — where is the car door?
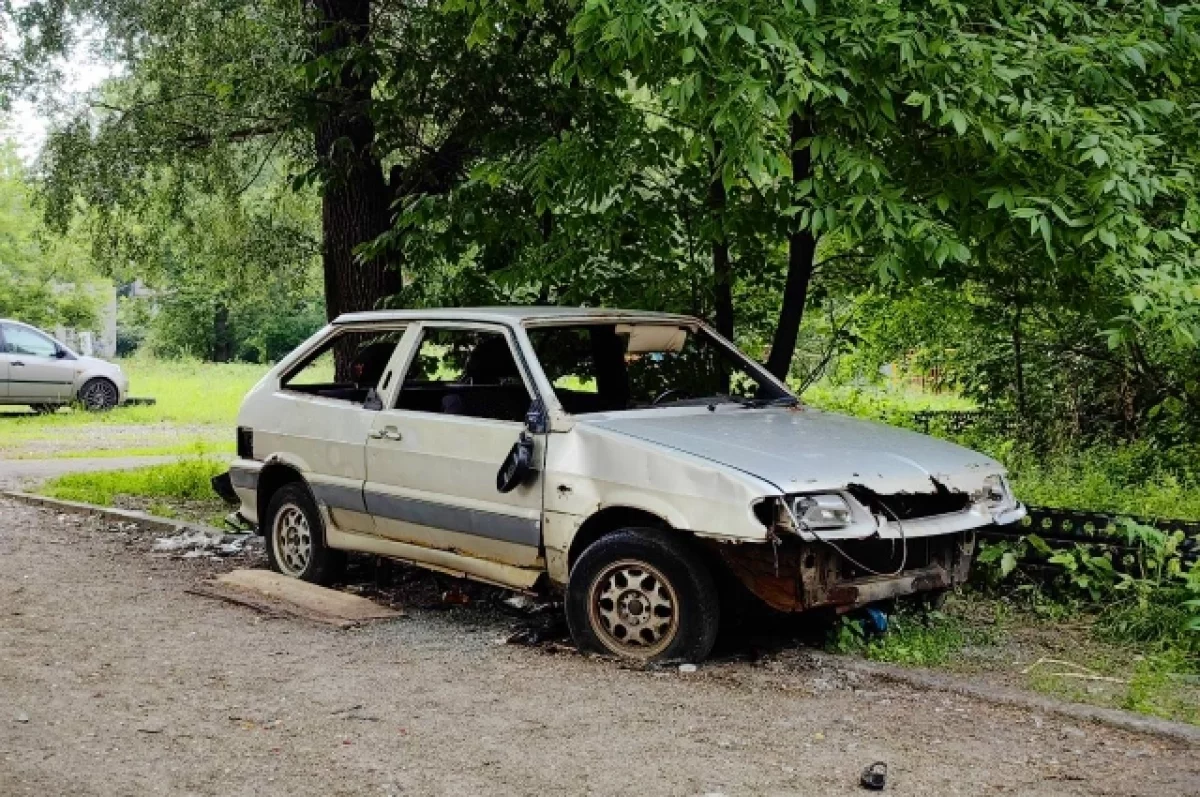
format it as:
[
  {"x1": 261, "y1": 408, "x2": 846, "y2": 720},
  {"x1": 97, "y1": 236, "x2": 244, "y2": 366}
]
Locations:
[
  {"x1": 0, "y1": 326, "x2": 9, "y2": 400},
  {"x1": 260, "y1": 325, "x2": 411, "y2": 536},
  {"x1": 0, "y1": 323, "x2": 75, "y2": 402},
  {"x1": 363, "y1": 322, "x2": 545, "y2": 569}
]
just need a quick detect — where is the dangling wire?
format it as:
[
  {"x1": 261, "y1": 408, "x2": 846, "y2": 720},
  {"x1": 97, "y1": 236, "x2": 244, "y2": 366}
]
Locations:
[{"x1": 781, "y1": 496, "x2": 909, "y2": 577}]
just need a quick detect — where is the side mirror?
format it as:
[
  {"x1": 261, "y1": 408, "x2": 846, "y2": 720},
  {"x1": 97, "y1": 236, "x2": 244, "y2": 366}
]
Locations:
[
  {"x1": 55, "y1": 346, "x2": 69, "y2": 359},
  {"x1": 524, "y1": 398, "x2": 548, "y2": 434},
  {"x1": 496, "y1": 432, "x2": 535, "y2": 493},
  {"x1": 363, "y1": 388, "x2": 384, "y2": 411}
]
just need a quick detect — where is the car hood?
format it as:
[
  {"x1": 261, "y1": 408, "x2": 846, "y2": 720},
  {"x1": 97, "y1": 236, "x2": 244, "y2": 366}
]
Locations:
[{"x1": 580, "y1": 406, "x2": 1002, "y2": 496}]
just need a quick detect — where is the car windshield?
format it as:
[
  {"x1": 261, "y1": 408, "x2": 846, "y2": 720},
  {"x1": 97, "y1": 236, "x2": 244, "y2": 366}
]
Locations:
[{"x1": 527, "y1": 322, "x2": 796, "y2": 414}]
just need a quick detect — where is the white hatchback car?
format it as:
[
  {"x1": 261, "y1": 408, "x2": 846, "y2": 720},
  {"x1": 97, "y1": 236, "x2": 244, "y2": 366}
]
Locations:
[
  {"x1": 0, "y1": 319, "x2": 129, "y2": 412},
  {"x1": 225, "y1": 307, "x2": 1024, "y2": 662}
]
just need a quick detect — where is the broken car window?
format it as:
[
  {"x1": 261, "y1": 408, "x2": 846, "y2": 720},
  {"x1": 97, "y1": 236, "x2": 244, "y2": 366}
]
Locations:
[
  {"x1": 281, "y1": 330, "x2": 403, "y2": 402},
  {"x1": 528, "y1": 323, "x2": 793, "y2": 413},
  {"x1": 396, "y1": 327, "x2": 531, "y2": 423}
]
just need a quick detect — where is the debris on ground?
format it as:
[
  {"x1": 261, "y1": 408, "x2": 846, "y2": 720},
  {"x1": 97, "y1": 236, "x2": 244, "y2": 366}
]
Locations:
[
  {"x1": 860, "y1": 761, "x2": 887, "y2": 790},
  {"x1": 500, "y1": 594, "x2": 558, "y2": 615},
  {"x1": 440, "y1": 588, "x2": 471, "y2": 605},
  {"x1": 151, "y1": 528, "x2": 260, "y2": 558},
  {"x1": 679, "y1": 663, "x2": 698, "y2": 674}
]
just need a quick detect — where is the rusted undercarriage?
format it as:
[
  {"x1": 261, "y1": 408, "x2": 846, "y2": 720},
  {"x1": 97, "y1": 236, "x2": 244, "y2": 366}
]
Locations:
[{"x1": 711, "y1": 532, "x2": 976, "y2": 613}]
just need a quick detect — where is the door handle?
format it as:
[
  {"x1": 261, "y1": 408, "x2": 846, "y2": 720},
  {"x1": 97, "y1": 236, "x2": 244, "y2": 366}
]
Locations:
[
  {"x1": 368, "y1": 426, "x2": 402, "y2": 441},
  {"x1": 12, "y1": 361, "x2": 24, "y2": 367}
]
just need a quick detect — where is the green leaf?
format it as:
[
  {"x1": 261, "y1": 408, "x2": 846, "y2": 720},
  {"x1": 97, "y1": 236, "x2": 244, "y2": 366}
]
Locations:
[
  {"x1": 1000, "y1": 551, "x2": 1018, "y2": 578},
  {"x1": 735, "y1": 25, "x2": 755, "y2": 45},
  {"x1": 681, "y1": 47, "x2": 696, "y2": 65},
  {"x1": 1124, "y1": 46, "x2": 1146, "y2": 72}
]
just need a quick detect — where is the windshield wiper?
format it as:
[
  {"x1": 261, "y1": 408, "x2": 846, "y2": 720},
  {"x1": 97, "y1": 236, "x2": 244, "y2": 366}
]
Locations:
[{"x1": 738, "y1": 396, "x2": 800, "y2": 409}]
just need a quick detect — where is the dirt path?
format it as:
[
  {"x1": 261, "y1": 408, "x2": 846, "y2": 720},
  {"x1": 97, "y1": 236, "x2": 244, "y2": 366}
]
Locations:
[{"x1": 1, "y1": 499, "x2": 1196, "y2": 797}]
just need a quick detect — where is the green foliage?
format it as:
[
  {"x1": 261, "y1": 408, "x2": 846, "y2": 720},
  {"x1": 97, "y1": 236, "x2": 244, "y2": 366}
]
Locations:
[
  {"x1": 829, "y1": 605, "x2": 999, "y2": 667},
  {"x1": 0, "y1": 140, "x2": 104, "y2": 329},
  {"x1": 38, "y1": 458, "x2": 227, "y2": 506},
  {"x1": 975, "y1": 521, "x2": 1200, "y2": 654}
]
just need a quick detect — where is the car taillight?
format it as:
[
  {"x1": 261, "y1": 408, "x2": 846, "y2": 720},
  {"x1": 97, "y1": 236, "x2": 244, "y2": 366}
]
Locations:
[{"x1": 237, "y1": 427, "x2": 255, "y2": 460}]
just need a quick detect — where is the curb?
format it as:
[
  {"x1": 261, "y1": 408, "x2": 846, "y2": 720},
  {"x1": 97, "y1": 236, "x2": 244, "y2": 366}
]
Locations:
[
  {"x1": 810, "y1": 651, "x2": 1200, "y2": 745},
  {"x1": 1, "y1": 489, "x2": 233, "y2": 538}
]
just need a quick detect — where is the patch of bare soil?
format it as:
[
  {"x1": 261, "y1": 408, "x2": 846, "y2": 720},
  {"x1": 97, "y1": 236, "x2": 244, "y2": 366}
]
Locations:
[
  {"x1": 0, "y1": 422, "x2": 224, "y2": 457},
  {"x1": 111, "y1": 494, "x2": 230, "y2": 527},
  {"x1": 1, "y1": 499, "x2": 1197, "y2": 796}
]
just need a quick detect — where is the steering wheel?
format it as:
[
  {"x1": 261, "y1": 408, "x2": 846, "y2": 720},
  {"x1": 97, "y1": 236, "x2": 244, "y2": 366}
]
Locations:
[{"x1": 651, "y1": 387, "x2": 690, "y2": 406}]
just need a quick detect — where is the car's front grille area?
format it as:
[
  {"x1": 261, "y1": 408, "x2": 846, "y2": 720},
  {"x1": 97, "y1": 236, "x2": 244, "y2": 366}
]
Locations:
[{"x1": 846, "y1": 483, "x2": 971, "y2": 521}]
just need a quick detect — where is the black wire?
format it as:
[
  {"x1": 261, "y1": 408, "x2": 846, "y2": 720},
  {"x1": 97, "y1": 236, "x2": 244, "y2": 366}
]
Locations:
[{"x1": 783, "y1": 496, "x2": 909, "y2": 578}]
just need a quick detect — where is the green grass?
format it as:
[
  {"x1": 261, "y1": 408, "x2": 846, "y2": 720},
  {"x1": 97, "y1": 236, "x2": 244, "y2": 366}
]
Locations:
[
  {"x1": 37, "y1": 458, "x2": 228, "y2": 506},
  {"x1": 1005, "y1": 444, "x2": 1200, "y2": 521},
  {"x1": 830, "y1": 605, "x2": 1001, "y2": 667},
  {"x1": 0, "y1": 358, "x2": 267, "y2": 429}
]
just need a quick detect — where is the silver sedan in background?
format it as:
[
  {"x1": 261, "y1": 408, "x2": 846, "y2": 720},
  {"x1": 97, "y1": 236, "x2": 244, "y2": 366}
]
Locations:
[{"x1": 0, "y1": 319, "x2": 128, "y2": 412}]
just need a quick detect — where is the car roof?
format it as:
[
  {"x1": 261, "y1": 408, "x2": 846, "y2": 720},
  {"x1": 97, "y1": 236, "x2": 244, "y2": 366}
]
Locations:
[{"x1": 332, "y1": 306, "x2": 698, "y2": 326}]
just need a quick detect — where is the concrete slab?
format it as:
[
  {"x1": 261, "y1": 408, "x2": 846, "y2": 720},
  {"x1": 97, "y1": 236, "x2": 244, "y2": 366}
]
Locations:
[{"x1": 207, "y1": 569, "x2": 403, "y2": 627}]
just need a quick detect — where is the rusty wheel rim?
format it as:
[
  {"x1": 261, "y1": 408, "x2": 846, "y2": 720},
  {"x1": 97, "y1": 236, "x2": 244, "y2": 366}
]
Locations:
[{"x1": 587, "y1": 559, "x2": 679, "y2": 659}]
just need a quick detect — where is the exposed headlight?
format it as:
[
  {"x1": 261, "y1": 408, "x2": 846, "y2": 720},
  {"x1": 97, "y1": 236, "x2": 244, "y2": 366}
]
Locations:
[
  {"x1": 790, "y1": 494, "x2": 853, "y2": 530},
  {"x1": 982, "y1": 474, "x2": 1012, "y2": 508}
]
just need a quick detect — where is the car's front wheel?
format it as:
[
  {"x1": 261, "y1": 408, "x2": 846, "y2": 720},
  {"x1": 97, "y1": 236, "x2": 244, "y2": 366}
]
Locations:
[
  {"x1": 77, "y1": 378, "x2": 119, "y2": 411},
  {"x1": 565, "y1": 528, "x2": 720, "y2": 663},
  {"x1": 264, "y1": 483, "x2": 343, "y2": 584}
]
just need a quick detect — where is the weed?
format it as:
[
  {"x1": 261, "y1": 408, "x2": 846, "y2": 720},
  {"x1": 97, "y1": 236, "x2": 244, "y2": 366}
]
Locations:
[{"x1": 828, "y1": 604, "x2": 1001, "y2": 667}]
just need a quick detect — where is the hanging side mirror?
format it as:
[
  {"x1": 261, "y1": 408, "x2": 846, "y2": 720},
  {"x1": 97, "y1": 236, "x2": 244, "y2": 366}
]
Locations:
[
  {"x1": 363, "y1": 388, "x2": 384, "y2": 411},
  {"x1": 496, "y1": 432, "x2": 535, "y2": 493}
]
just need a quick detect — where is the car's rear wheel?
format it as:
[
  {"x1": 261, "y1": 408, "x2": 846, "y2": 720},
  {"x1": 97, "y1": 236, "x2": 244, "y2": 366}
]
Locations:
[
  {"x1": 264, "y1": 483, "x2": 343, "y2": 584},
  {"x1": 78, "y1": 378, "x2": 119, "y2": 411},
  {"x1": 565, "y1": 528, "x2": 719, "y2": 663}
]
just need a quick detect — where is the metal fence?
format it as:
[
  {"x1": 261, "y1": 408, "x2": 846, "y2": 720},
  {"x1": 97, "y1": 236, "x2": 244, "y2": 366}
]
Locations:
[{"x1": 977, "y1": 505, "x2": 1199, "y2": 567}]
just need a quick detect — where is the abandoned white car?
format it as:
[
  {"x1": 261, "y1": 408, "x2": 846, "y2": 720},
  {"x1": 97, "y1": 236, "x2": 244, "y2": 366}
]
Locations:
[
  {"x1": 0, "y1": 319, "x2": 129, "y2": 412},
  {"x1": 223, "y1": 307, "x2": 1024, "y2": 662}
]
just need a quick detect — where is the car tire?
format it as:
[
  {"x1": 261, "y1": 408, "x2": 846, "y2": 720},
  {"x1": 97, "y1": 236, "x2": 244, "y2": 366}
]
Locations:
[
  {"x1": 264, "y1": 483, "x2": 344, "y2": 585},
  {"x1": 78, "y1": 378, "x2": 119, "y2": 411},
  {"x1": 565, "y1": 528, "x2": 720, "y2": 663},
  {"x1": 30, "y1": 404, "x2": 61, "y2": 415}
]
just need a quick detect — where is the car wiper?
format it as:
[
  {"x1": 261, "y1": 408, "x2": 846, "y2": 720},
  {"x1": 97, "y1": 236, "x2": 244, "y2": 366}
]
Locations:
[{"x1": 738, "y1": 396, "x2": 800, "y2": 409}]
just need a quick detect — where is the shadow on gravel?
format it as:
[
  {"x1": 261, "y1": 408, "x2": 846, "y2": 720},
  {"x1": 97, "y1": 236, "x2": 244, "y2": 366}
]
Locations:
[{"x1": 330, "y1": 555, "x2": 836, "y2": 664}]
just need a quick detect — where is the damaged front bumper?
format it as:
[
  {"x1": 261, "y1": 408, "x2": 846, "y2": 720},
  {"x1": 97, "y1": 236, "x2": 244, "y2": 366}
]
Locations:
[
  {"x1": 715, "y1": 493, "x2": 1025, "y2": 612},
  {"x1": 713, "y1": 530, "x2": 980, "y2": 613}
]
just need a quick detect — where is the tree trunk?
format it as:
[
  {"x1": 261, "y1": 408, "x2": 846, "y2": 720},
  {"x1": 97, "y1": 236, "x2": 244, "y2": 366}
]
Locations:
[
  {"x1": 766, "y1": 114, "x2": 816, "y2": 381},
  {"x1": 708, "y1": 158, "x2": 734, "y2": 341},
  {"x1": 1012, "y1": 299, "x2": 1026, "y2": 417},
  {"x1": 310, "y1": 0, "x2": 399, "y2": 379},
  {"x1": 211, "y1": 303, "x2": 232, "y2": 363}
]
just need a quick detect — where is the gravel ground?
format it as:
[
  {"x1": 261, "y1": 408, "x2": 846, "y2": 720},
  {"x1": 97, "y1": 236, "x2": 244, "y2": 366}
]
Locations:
[
  {"x1": 1, "y1": 499, "x2": 1197, "y2": 796},
  {"x1": 0, "y1": 421, "x2": 225, "y2": 458}
]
